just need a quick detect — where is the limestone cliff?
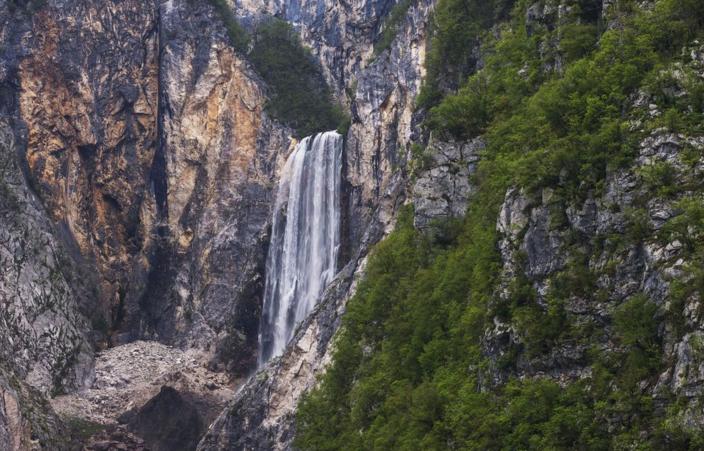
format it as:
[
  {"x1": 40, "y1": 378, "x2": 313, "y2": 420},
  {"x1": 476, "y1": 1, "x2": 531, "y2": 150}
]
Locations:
[
  {"x1": 5, "y1": 0, "x2": 701, "y2": 449},
  {"x1": 17, "y1": 0, "x2": 160, "y2": 347},
  {"x1": 2, "y1": 0, "x2": 436, "y2": 447},
  {"x1": 3, "y1": 0, "x2": 292, "y2": 379},
  {"x1": 142, "y1": 0, "x2": 291, "y2": 374},
  {"x1": 1, "y1": 0, "x2": 293, "y2": 445}
]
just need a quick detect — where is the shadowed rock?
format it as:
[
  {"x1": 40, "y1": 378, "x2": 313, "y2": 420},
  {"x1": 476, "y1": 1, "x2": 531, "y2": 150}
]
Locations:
[{"x1": 120, "y1": 386, "x2": 203, "y2": 451}]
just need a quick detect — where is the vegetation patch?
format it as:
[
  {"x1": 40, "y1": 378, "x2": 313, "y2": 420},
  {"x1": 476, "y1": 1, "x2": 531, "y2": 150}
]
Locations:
[
  {"x1": 248, "y1": 19, "x2": 348, "y2": 138},
  {"x1": 205, "y1": 0, "x2": 249, "y2": 52},
  {"x1": 64, "y1": 416, "x2": 106, "y2": 442},
  {"x1": 296, "y1": 0, "x2": 704, "y2": 449}
]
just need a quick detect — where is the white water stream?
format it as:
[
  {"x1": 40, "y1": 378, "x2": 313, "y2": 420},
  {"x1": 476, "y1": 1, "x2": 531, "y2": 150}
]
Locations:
[{"x1": 258, "y1": 131, "x2": 343, "y2": 364}]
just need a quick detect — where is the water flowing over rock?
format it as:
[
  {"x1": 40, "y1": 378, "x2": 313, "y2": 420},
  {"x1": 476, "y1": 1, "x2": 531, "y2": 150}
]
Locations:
[{"x1": 259, "y1": 131, "x2": 343, "y2": 364}]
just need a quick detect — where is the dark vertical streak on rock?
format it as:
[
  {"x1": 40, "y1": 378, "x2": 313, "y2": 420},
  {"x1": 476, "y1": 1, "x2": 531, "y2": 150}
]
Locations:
[{"x1": 153, "y1": 0, "x2": 168, "y2": 220}]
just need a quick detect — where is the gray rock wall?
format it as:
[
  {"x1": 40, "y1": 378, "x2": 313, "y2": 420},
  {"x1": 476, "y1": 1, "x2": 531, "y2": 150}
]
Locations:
[{"x1": 0, "y1": 119, "x2": 93, "y2": 396}]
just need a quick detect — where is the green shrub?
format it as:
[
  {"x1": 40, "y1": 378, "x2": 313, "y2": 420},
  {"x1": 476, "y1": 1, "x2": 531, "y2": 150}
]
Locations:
[
  {"x1": 417, "y1": 0, "x2": 515, "y2": 109},
  {"x1": 199, "y1": 4, "x2": 350, "y2": 137},
  {"x1": 560, "y1": 23, "x2": 598, "y2": 62},
  {"x1": 65, "y1": 416, "x2": 105, "y2": 441},
  {"x1": 426, "y1": 74, "x2": 490, "y2": 139},
  {"x1": 613, "y1": 294, "x2": 661, "y2": 388},
  {"x1": 659, "y1": 197, "x2": 704, "y2": 254},
  {"x1": 638, "y1": 161, "x2": 678, "y2": 198},
  {"x1": 249, "y1": 19, "x2": 348, "y2": 138}
]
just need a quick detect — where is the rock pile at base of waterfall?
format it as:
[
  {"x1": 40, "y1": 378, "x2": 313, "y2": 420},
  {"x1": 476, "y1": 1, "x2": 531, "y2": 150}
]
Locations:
[{"x1": 52, "y1": 340, "x2": 235, "y2": 445}]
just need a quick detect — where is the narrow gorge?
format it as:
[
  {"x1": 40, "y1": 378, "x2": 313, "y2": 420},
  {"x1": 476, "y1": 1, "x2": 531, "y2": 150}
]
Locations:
[{"x1": 1, "y1": 0, "x2": 704, "y2": 450}]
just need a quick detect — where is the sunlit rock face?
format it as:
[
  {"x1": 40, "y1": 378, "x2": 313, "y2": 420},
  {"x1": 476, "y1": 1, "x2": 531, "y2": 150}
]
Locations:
[
  {"x1": 2, "y1": 0, "x2": 435, "y2": 448},
  {"x1": 146, "y1": 0, "x2": 291, "y2": 374},
  {"x1": 17, "y1": 0, "x2": 160, "y2": 344},
  {"x1": 4, "y1": 0, "x2": 294, "y2": 380}
]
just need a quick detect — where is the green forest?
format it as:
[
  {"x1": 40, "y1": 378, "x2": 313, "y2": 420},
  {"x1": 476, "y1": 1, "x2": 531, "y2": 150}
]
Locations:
[{"x1": 295, "y1": 0, "x2": 704, "y2": 449}]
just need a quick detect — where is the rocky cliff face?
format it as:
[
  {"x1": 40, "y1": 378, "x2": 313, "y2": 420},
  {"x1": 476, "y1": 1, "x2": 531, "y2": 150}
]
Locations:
[
  {"x1": 16, "y1": 0, "x2": 160, "y2": 347},
  {"x1": 200, "y1": 2, "x2": 704, "y2": 449},
  {"x1": 3, "y1": 0, "x2": 293, "y2": 376},
  {"x1": 2, "y1": 0, "x2": 430, "y2": 445},
  {"x1": 0, "y1": 364, "x2": 74, "y2": 451},
  {"x1": 142, "y1": 0, "x2": 291, "y2": 374},
  {"x1": 489, "y1": 129, "x2": 704, "y2": 385},
  {"x1": 199, "y1": 0, "x2": 435, "y2": 448},
  {"x1": 0, "y1": 117, "x2": 93, "y2": 396},
  {"x1": 238, "y1": 0, "x2": 433, "y2": 247},
  {"x1": 1, "y1": 0, "x2": 293, "y2": 445}
]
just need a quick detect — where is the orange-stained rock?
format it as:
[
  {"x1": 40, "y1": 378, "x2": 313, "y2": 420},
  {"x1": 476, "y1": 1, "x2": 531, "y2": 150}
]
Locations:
[{"x1": 18, "y1": 3, "x2": 158, "y2": 338}]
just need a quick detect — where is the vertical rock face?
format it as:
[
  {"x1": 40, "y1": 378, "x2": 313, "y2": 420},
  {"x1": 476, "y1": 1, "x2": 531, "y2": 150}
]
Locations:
[
  {"x1": 3, "y1": 0, "x2": 435, "y2": 447},
  {"x1": 412, "y1": 134, "x2": 483, "y2": 231},
  {"x1": 144, "y1": 0, "x2": 291, "y2": 373},
  {"x1": 0, "y1": 120, "x2": 92, "y2": 395},
  {"x1": 237, "y1": 0, "x2": 395, "y2": 91},
  {"x1": 3, "y1": 0, "x2": 293, "y2": 382},
  {"x1": 17, "y1": 0, "x2": 160, "y2": 339}
]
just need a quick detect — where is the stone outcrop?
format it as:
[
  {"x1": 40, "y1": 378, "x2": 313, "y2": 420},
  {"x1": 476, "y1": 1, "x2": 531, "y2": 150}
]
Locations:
[
  {"x1": 486, "y1": 127, "x2": 704, "y2": 392},
  {"x1": 120, "y1": 385, "x2": 203, "y2": 451},
  {"x1": 0, "y1": 364, "x2": 72, "y2": 450},
  {"x1": 412, "y1": 134, "x2": 482, "y2": 230}
]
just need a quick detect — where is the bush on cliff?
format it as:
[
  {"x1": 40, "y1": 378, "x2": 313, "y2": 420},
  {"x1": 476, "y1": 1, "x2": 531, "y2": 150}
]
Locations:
[{"x1": 249, "y1": 19, "x2": 347, "y2": 138}]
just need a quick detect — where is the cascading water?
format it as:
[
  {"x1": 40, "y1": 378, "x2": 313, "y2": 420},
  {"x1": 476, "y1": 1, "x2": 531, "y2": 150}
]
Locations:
[{"x1": 258, "y1": 131, "x2": 343, "y2": 365}]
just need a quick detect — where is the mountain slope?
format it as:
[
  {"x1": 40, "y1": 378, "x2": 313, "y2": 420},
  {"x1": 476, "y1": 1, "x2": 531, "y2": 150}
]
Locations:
[{"x1": 295, "y1": 0, "x2": 704, "y2": 449}]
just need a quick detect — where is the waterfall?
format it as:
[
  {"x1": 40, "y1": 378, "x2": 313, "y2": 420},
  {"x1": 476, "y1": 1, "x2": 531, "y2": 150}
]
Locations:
[{"x1": 258, "y1": 131, "x2": 343, "y2": 365}]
